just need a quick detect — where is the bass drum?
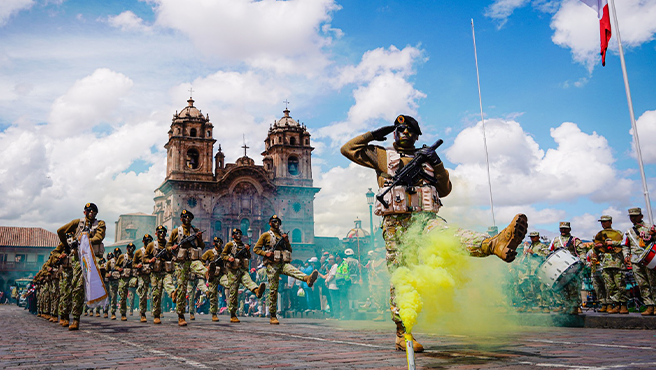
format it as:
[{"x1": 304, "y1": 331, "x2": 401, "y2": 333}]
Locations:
[
  {"x1": 537, "y1": 248, "x2": 583, "y2": 291},
  {"x1": 637, "y1": 243, "x2": 656, "y2": 270}
]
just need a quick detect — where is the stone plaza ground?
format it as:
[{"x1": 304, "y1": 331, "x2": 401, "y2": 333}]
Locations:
[{"x1": 2, "y1": 304, "x2": 656, "y2": 369}]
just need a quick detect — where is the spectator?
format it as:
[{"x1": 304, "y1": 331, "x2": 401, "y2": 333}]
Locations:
[{"x1": 321, "y1": 254, "x2": 341, "y2": 318}]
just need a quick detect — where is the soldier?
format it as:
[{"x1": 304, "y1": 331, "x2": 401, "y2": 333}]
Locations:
[
  {"x1": 548, "y1": 222, "x2": 586, "y2": 315},
  {"x1": 623, "y1": 207, "x2": 656, "y2": 315},
  {"x1": 202, "y1": 237, "x2": 230, "y2": 322},
  {"x1": 167, "y1": 209, "x2": 204, "y2": 327},
  {"x1": 187, "y1": 260, "x2": 209, "y2": 320},
  {"x1": 223, "y1": 228, "x2": 266, "y2": 323},
  {"x1": 585, "y1": 243, "x2": 609, "y2": 311},
  {"x1": 106, "y1": 248, "x2": 121, "y2": 319},
  {"x1": 253, "y1": 215, "x2": 318, "y2": 325},
  {"x1": 116, "y1": 243, "x2": 136, "y2": 321},
  {"x1": 57, "y1": 202, "x2": 106, "y2": 330},
  {"x1": 341, "y1": 115, "x2": 528, "y2": 351},
  {"x1": 593, "y1": 215, "x2": 627, "y2": 314},
  {"x1": 99, "y1": 255, "x2": 110, "y2": 318},
  {"x1": 134, "y1": 234, "x2": 153, "y2": 323},
  {"x1": 145, "y1": 226, "x2": 171, "y2": 324},
  {"x1": 52, "y1": 233, "x2": 76, "y2": 327}
]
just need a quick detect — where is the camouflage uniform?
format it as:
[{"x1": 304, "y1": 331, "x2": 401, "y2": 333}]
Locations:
[
  {"x1": 145, "y1": 238, "x2": 170, "y2": 319},
  {"x1": 116, "y1": 251, "x2": 135, "y2": 317},
  {"x1": 134, "y1": 245, "x2": 151, "y2": 317},
  {"x1": 222, "y1": 239, "x2": 259, "y2": 315},
  {"x1": 586, "y1": 245, "x2": 609, "y2": 306},
  {"x1": 550, "y1": 233, "x2": 586, "y2": 312},
  {"x1": 623, "y1": 220, "x2": 656, "y2": 307},
  {"x1": 106, "y1": 257, "x2": 120, "y2": 316},
  {"x1": 594, "y1": 226, "x2": 627, "y2": 306},
  {"x1": 166, "y1": 222, "x2": 204, "y2": 318},
  {"x1": 531, "y1": 240, "x2": 552, "y2": 309},
  {"x1": 201, "y1": 244, "x2": 229, "y2": 315},
  {"x1": 187, "y1": 260, "x2": 208, "y2": 316}
]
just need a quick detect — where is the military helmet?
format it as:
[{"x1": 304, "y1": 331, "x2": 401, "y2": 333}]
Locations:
[
  {"x1": 628, "y1": 207, "x2": 642, "y2": 216},
  {"x1": 156, "y1": 225, "x2": 167, "y2": 233},
  {"x1": 232, "y1": 228, "x2": 242, "y2": 236},
  {"x1": 269, "y1": 214, "x2": 281, "y2": 223},
  {"x1": 126, "y1": 243, "x2": 136, "y2": 252},
  {"x1": 213, "y1": 236, "x2": 223, "y2": 244},
  {"x1": 180, "y1": 209, "x2": 194, "y2": 219},
  {"x1": 113, "y1": 247, "x2": 121, "y2": 256},
  {"x1": 394, "y1": 115, "x2": 422, "y2": 135},
  {"x1": 143, "y1": 234, "x2": 153, "y2": 243},
  {"x1": 84, "y1": 202, "x2": 98, "y2": 213}
]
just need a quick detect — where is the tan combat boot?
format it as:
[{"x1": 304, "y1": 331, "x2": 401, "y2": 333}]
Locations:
[
  {"x1": 121, "y1": 316, "x2": 127, "y2": 321},
  {"x1": 480, "y1": 214, "x2": 528, "y2": 262},
  {"x1": 254, "y1": 283, "x2": 266, "y2": 299},
  {"x1": 153, "y1": 316, "x2": 161, "y2": 324},
  {"x1": 395, "y1": 323, "x2": 424, "y2": 353},
  {"x1": 50, "y1": 316, "x2": 58, "y2": 323},
  {"x1": 212, "y1": 314, "x2": 219, "y2": 322},
  {"x1": 60, "y1": 318, "x2": 69, "y2": 327},
  {"x1": 68, "y1": 320, "x2": 79, "y2": 331},
  {"x1": 230, "y1": 315, "x2": 240, "y2": 323},
  {"x1": 103, "y1": 313, "x2": 108, "y2": 318},
  {"x1": 83, "y1": 312, "x2": 88, "y2": 317},
  {"x1": 140, "y1": 314, "x2": 147, "y2": 322},
  {"x1": 641, "y1": 306, "x2": 654, "y2": 316},
  {"x1": 178, "y1": 315, "x2": 187, "y2": 327},
  {"x1": 95, "y1": 312, "x2": 101, "y2": 317},
  {"x1": 607, "y1": 304, "x2": 619, "y2": 314},
  {"x1": 306, "y1": 270, "x2": 319, "y2": 288},
  {"x1": 619, "y1": 304, "x2": 629, "y2": 314},
  {"x1": 111, "y1": 314, "x2": 116, "y2": 320},
  {"x1": 190, "y1": 313, "x2": 195, "y2": 321},
  {"x1": 598, "y1": 304, "x2": 607, "y2": 313},
  {"x1": 270, "y1": 315, "x2": 280, "y2": 325}
]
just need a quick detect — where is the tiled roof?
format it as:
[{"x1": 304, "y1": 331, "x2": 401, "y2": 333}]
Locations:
[{"x1": 0, "y1": 226, "x2": 59, "y2": 248}]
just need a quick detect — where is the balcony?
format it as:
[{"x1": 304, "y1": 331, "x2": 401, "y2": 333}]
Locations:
[{"x1": 0, "y1": 261, "x2": 40, "y2": 272}]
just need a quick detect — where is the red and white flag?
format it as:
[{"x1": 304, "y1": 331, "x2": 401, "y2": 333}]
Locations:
[{"x1": 579, "y1": 0, "x2": 612, "y2": 66}]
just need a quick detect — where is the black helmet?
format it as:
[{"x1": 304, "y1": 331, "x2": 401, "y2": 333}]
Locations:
[
  {"x1": 213, "y1": 236, "x2": 223, "y2": 244},
  {"x1": 143, "y1": 234, "x2": 153, "y2": 243},
  {"x1": 113, "y1": 247, "x2": 121, "y2": 256},
  {"x1": 232, "y1": 228, "x2": 243, "y2": 236},
  {"x1": 84, "y1": 202, "x2": 99, "y2": 213},
  {"x1": 269, "y1": 214, "x2": 281, "y2": 223}
]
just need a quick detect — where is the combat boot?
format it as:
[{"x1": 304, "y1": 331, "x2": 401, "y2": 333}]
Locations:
[
  {"x1": 619, "y1": 304, "x2": 629, "y2": 314},
  {"x1": 111, "y1": 314, "x2": 116, "y2": 320},
  {"x1": 230, "y1": 315, "x2": 240, "y2": 323},
  {"x1": 140, "y1": 314, "x2": 147, "y2": 322},
  {"x1": 103, "y1": 312, "x2": 108, "y2": 318},
  {"x1": 42, "y1": 314, "x2": 50, "y2": 320},
  {"x1": 641, "y1": 306, "x2": 654, "y2": 316},
  {"x1": 190, "y1": 313, "x2": 195, "y2": 320},
  {"x1": 480, "y1": 214, "x2": 528, "y2": 262},
  {"x1": 50, "y1": 316, "x2": 58, "y2": 323},
  {"x1": 178, "y1": 315, "x2": 187, "y2": 327},
  {"x1": 95, "y1": 312, "x2": 101, "y2": 317},
  {"x1": 212, "y1": 314, "x2": 219, "y2": 322},
  {"x1": 121, "y1": 315, "x2": 127, "y2": 321},
  {"x1": 270, "y1": 315, "x2": 280, "y2": 325},
  {"x1": 542, "y1": 307, "x2": 551, "y2": 313},
  {"x1": 154, "y1": 316, "x2": 161, "y2": 324},
  {"x1": 68, "y1": 320, "x2": 79, "y2": 331},
  {"x1": 305, "y1": 270, "x2": 319, "y2": 288},
  {"x1": 83, "y1": 312, "x2": 88, "y2": 316},
  {"x1": 607, "y1": 304, "x2": 619, "y2": 314},
  {"x1": 395, "y1": 323, "x2": 424, "y2": 353},
  {"x1": 254, "y1": 283, "x2": 266, "y2": 299},
  {"x1": 60, "y1": 318, "x2": 69, "y2": 327},
  {"x1": 598, "y1": 304, "x2": 607, "y2": 313}
]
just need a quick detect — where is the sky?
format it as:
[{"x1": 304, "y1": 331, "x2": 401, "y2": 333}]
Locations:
[{"x1": 1, "y1": 0, "x2": 656, "y2": 244}]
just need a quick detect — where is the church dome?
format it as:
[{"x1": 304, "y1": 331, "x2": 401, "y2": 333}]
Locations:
[
  {"x1": 274, "y1": 108, "x2": 300, "y2": 127},
  {"x1": 177, "y1": 98, "x2": 204, "y2": 118},
  {"x1": 345, "y1": 218, "x2": 369, "y2": 239}
]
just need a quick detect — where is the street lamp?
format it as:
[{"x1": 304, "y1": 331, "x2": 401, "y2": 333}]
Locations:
[
  {"x1": 247, "y1": 226, "x2": 253, "y2": 270},
  {"x1": 366, "y1": 188, "x2": 375, "y2": 248}
]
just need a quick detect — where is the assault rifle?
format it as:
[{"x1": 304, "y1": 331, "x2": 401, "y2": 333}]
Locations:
[
  {"x1": 233, "y1": 245, "x2": 250, "y2": 260},
  {"x1": 269, "y1": 233, "x2": 291, "y2": 252},
  {"x1": 154, "y1": 247, "x2": 170, "y2": 260},
  {"x1": 376, "y1": 139, "x2": 444, "y2": 209},
  {"x1": 176, "y1": 229, "x2": 206, "y2": 249}
]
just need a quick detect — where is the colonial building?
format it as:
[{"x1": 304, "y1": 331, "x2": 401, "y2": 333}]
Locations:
[
  {"x1": 0, "y1": 226, "x2": 59, "y2": 292},
  {"x1": 153, "y1": 98, "x2": 320, "y2": 254},
  {"x1": 108, "y1": 212, "x2": 157, "y2": 250}
]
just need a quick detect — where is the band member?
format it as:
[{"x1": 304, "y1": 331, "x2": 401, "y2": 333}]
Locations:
[{"x1": 623, "y1": 208, "x2": 656, "y2": 315}]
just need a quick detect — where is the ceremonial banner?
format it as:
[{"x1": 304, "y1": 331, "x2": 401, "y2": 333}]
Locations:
[
  {"x1": 580, "y1": 0, "x2": 612, "y2": 66},
  {"x1": 78, "y1": 232, "x2": 108, "y2": 307}
]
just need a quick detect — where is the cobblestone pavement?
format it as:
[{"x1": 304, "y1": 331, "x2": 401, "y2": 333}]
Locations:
[{"x1": 3, "y1": 305, "x2": 656, "y2": 369}]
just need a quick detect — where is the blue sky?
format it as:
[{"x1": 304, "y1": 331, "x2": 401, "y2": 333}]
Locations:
[{"x1": 1, "y1": 0, "x2": 655, "y2": 242}]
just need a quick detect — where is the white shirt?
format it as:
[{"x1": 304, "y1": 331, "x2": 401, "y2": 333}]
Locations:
[{"x1": 326, "y1": 263, "x2": 338, "y2": 290}]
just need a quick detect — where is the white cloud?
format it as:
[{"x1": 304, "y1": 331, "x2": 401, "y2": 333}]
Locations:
[
  {"x1": 571, "y1": 206, "x2": 632, "y2": 241},
  {"x1": 0, "y1": 0, "x2": 33, "y2": 27},
  {"x1": 106, "y1": 11, "x2": 153, "y2": 33},
  {"x1": 445, "y1": 118, "x2": 633, "y2": 207},
  {"x1": 485, "y1": 0, "x2": 530, "y2": 28},
  {"x1": 551, "y1": 0, "x2": 656, "y2": 71},
  {"x1": 631, "y1": 109, "x2": 656, "y2": 164},
  {"x1": 47, "y1": 68, "x2": 133, "y2": 137},
  {"x1": 333, "y1": 45, "x2": 424, "y2": 88}
]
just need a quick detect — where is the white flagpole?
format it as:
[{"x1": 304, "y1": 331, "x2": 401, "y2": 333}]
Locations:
[
  {"x1": 471, "y1": 19, "x2": 497, "y2": 228},
  {"x1": 608, "y1": 0, "x2": 654, "y2": 224}
]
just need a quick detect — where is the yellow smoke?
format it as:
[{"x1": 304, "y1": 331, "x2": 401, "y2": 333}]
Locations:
[{"x1": 390, "y1": 214, "x2": 516, "y2": 335}]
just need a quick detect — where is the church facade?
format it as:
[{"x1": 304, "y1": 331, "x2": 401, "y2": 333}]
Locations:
[{"x1": 153, "y1": 98, "x2": 320, "y2": 252}]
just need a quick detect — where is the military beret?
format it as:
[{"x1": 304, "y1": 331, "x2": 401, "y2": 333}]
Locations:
[
  {"x1": 127, "y1": 242, "x2": 135, "y2": 248},
  {"x1": 270, "y1": 215, "x2": 281, "y2": 223},
  {"x1": 394, "y1": 115, "x2": 422, "y2": 135},
  {"x1": 156, "y1": 225, "x2": 167, "y2": 233},
  {"x1": 628, "y1": 207, "x2": 642, "y2": 216},
  {"x1": 143, "y1": 234, "x2": 153, "y2": 242},
  {"x1": 213, "y1": 236, "x2": 223, "y2": 244},
  {"x1": 559, "y1": 222, "x2": 571, "y2": 229},
  {"x1": 114, "y1": 247, "x2": 121, "y2": 255},
  {"x1": 180, "y1": 209, "x2": 194, "y2": 219},
  {"x1": 529, "y1": 231, "x2": 540, "y2": 237},
  {"x1": 84, "y1": 203, "x2": 98, "y2": 212},
  {"x1": 598, "y1": 215, "x2": 612, "y2": 222},
  {"x1": 232, "y1": 228, "x2": 243, "y2": 235}
]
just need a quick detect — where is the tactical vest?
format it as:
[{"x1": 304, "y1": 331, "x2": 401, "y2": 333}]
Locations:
[
  {"x1": 229, "y1": 241, "x2": 249, "y2": 270},
  {"x1": 267, "y1": 231, "x2": 291, "y2": 263},
  {"x1": 176, "y1": 226, "x2": 201, "y2": 261},
  {"x1": 374, "y1": 148, "x2": 441, "y2": 216}
]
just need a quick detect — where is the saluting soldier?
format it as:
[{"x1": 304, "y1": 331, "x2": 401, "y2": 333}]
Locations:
[
  {"x1": 253, "y1": 215, "x2": 318, "y2": 325},
  {"x1": 223, "y1": 228, "x2": 266, "y2": 323},
  {"x1": 106, "y1": 248, "x2": 122, "y2": 319},
  {"x1": 167, "y1": 209, "x2": 204, "y2": 326},
  {"x1": 116, "y1": 243, "x2": 136, "y2": 321},
  {"x1": 134, "y1": 234, "x2": 153, "y2": 323},
  {"x1": 623, "y1": 207, "x2": 656, "y2": 315},
  {"x1": 57, "y1": 202, "x2": 106, "y2": 330},
  {"x1": 202, "y1": 237, "x2": 230, "y2": 322},
  {"x1": 549, "y1": 222, "x2": 586, "y2": 315},
  {"x1": 144, "y1": 226, "x2": 170, "y2": 324},
  {"x1": 593, "y1": 215, "x2": 627, "y2": 314}
]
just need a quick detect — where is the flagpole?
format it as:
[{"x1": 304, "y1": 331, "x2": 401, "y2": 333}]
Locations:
[
  {"x1": 471, "y1": 19, "x2": 497, "y2": 228},
  {"x1": 608, "y1": 0, "x2": 654, "y2": 224}
]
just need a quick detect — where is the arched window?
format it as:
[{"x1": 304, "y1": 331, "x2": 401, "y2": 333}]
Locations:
[
  {"x1": 214, "y1": 221, "x2": 222, "y2": 236},
  {"x1": 207, "y1": 130, "x2": 211, "y2": 137},
  {"x1": 240, "y1": 218, "x2": 250, "y2": 236},
  {"x1": 288, "y1": 156, "x2": 299, "y2": 176},
  {"x1": 290, "y1": 137, "x2": 296, "y2": 145},
  {"x1": 190, "y1": 128, "x2": 197, "y2": 137},
  {"x1": 292, "y1": 229, "x2": 302, "y2": 243},
  {"x1": 186, "y1": 148, "x2": 200, "y2": 169}
]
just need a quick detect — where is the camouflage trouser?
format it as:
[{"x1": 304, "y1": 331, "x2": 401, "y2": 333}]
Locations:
[
  {"x1": 58, "y1": 268, "x2": 73, "y2": 316},
  {"x1": 42, "y1": 280, "x2": 51, "y2": 316},
  {"x1": 603, "y1": 268, "x2": 627, "y2": 304},
  {"x1": 137, "y1": 274, "x2": 151, "y2": 315},
  {"x1": 513, "y1": 277, "x2": 535, "y2": 309},
  {"x1": 71, "y1": 259, "x2": 85, "y2": 320},
  {"x1": 633, "y1": 264, "x2": 656, "y2": 306},
  {"x1": 50, "y1": 278, "x2": 60, "y2": 317},
  {"x1": 558, "y1": 274, "x2": 582, "y2": 311},
  {"x1": 118, "y1": 277, "x2": 131, "y2": 316},
  {"x1": 187, "y1": 276, "x2": 208, "y2": 315},
  {"x1": 207, "y1": 274, "x2": 229, "y2": 314},
  {"x1": 383, "y1": 213, "x2": 490, "y2": 325},
  {"x1": 163, "y1": 272, "x2": 176, "y2": 296},
  {"x1": 150, "y1": 272, "x2": 165, "y2": 317},
  {"x1": 266, "y1": 262, "x2": 307, "y2": 316},
  {"x1": 175, "y1": 261, "x2": 192, "y2": 316},
  {"x1": 592, "y1": 269, "x2": 609, "y2": 305},
  {"x1": 107, "y1": 280, "x2": 119, "y2": 314},
  {"x1": 226, "y1": 268, "x2": 259, "y2": 314}
]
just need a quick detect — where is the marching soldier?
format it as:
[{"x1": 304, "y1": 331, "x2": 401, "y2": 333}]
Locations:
[
  {"x1": 593, "y1": 215, "x2": 627, "y2": 314},
  {"x1": 57, "y1": 202, "x2": 106, "y2": 330},
  {"x1": 106, "y1": 248, "x2": 121, "y2": 319},
  {"x1": 253, "y1": 215, "x2": 318, "y2": 325},
  {"x1": 134, "y1": 234, "x2": 153, "y2": 323},
  {"x1": 187, "y1": 260, "x2": 209, "y2": 321},
  {"x1": 202, "y1": 237, "x2": 229, "y2": 322},
  {"x1": 116, "y1": 243, "x2": 136, "y2": 321},
  {"x1": 145, "y1": 226, "x2": 170, "y2": 324},
  {"x1": 223, "y1": 228, "x2": 266, "y2": 323},
  {"x1": 341, "y1": 115, "x2": 528, "y2": 351},
  {"x1": 52, "y1": 233, "x2": 75, "y2": 327},
  {"x1": 167, "y1": 209, "x2": 204, "y2": 326},
  {"x1": 549, "y1": 222, "x2": 586, "y2": 314},
  {"x1": 623, "y1": 207, "x2": 656, "y2": 315}
]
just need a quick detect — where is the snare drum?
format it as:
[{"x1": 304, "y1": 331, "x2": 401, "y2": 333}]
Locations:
[
  {"x1": 637, "y1": 243, "x2": 656, "y2": 269},
  {"x1": 537, "y1": 248, "x2": 583, "y2": 290}
]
